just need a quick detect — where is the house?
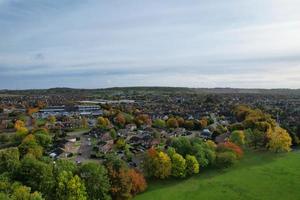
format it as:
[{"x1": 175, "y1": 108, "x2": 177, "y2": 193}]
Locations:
[
  {"x1": 126, "y1": 124, "x2": 137, "y2": 131},
  {"x1": 200, "y1": 129, "x2": 212, "y2": 139}
]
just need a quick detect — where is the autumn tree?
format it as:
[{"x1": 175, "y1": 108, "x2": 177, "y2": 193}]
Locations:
[
  {"x1": 198, "y1": 118, "x2": 208, "y2": 129},
  {"x1": 176, "y1": 117, "x2": 185, "y2": 127},
  {"x1": 114, "y1": 113, "x2": 126, "y2": 127},
  {"x1": 266, "y1": 127, "x2": 292, "y2": 152},
  {"x1": 184, "y1": 120, "x2": 195, "y2": 130},
  {"x1": 135, "y1": 114, "x2": 152, "y2": 127},
  {"x1": 166, "y1": 118, "x2": 179, "y2": 129},
  {"x1": 97, "y1": 117, "x2": 110, "y2": 128},
  {"x1": 143, "y1": 149, "x2": 171, "y2": 179},
  {"x1": 14, "y1": 120, "x2": 26, "y2": 131},
  {"x1": 128, "y1": 169, "x2": 147, "y2": 196},
  {"x1": 105, "y1": 156, "x2": 132, "y2": 200}
]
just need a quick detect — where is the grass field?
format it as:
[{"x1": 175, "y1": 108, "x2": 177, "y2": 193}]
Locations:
[{"x1": 135, "y1": 150, "x2": 300, "y2": 200}]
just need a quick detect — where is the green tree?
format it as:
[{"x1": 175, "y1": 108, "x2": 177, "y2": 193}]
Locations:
[
  {"x1": 10, "y1": 183, "x2": 44, "y2": 200},
  {"x1": 185, "y1": 155, "x2": 199, "y2": 175},
  {"x1": 230, "y1": 130, "x2": 245, "y2": 146},
  {"x1": 18, "y1": 134, "x2": 43, "y2": 158},
  {"x1": 79, "y1": 163, "x2": 111, "y2": 200},
  {"x1": 0, "y1": 147, "x2": 20, "y2": 176},
  {"x1": 170, "y1": 153, "x2": 186, "y2": 178},
  {"x1": 54, "y1": 160, "x2": 77, "y2": 176},
  {"x1": 56, "y1": 171, "x2": 87, "y2": 200},
  {"x1": 153, "y1": 119, "x2": 166, "y2": 128},
  {"x1": 19, "y1": 155, "x2": 54, "y2": 199}
]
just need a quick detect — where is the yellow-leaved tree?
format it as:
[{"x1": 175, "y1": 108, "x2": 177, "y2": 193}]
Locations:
[{"x1": 266, "y1": 126, "x2": 292, "y2": 153}]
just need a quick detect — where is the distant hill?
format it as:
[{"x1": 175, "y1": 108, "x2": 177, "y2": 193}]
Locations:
[{"x1": 0, "y1": 87, "x2": 300, "y2": 96}]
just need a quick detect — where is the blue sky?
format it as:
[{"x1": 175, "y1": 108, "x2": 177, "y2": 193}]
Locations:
[{"x1": 0, "y1": 0, "x2": 300, "y2": 89}]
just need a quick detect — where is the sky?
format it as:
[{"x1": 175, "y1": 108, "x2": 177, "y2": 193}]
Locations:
[{"x1": 0, "y1": 0, "x2": 300, "y2": 89}]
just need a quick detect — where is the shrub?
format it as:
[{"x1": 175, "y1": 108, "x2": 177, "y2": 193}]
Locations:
[
  {"x1": 229, "y1": 130, "x2": 245, "y2": 146},
  {"x1": 216, "y1": 151, "x2": 237, "y2": 168},
  {"x1": 167, "y1": 118, "x2": 179, "y2": 129},
  {"x1": 217, "y1": 142, "x2": 243, "y2": 159},
  {"x1": 153, "y1": 119, "x2": 166, "y2": 128},
  {"x1": 170, "y1": 153, "x2": 186, "y2": 178},
  {"x1": 128, "y1": 169, "x2": 147, "y2": 196},
  {"x1": 185, "y1": 155, "x2": 199, "y2": 175}
]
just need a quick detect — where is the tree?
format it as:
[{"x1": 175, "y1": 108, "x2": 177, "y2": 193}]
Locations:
[
  {"x1": 108, "y1": 167, "x2": 132, "y2": 200},
  {"x1": 166, "y1": 118, "x2": 178, "y2": 129},
  {"x1": 266, "y1": 127, "x2": 292, "y2": 152},
  {"x1": 19, "y1": 155, "x2": 54, "y2": 199},
  {"x1": 56, "y1": 171, "x2": 87, "y2": 200},
  {"x1": 229, "y1": 130, "x2": 245, "y2": 146},
  {"x1": 153, "y1": 152, "x2": 172, "y2": 179},
  {"x1": 114, "y1": 113, "x2": 126, "y2": 127},
  {"x1": 115, "y1": 138, "x2": 126, "y2": 150},
  {"x1": 217, "y1": 142, "x2": 243, "y2": 159},
  {"x1": 32, "y1": 128, "x2": 52, "y2": 148},
  {"x1": 244, "y1": 128, "x2": 265, "y2": 148},
  {"x1": 185, "y1": 155, "x2": 199, "y2": 175},
  {"x1": 18, "y1": 134, "x2": 43, "y2": 158},
  {"x1": 48, "y1": 115, "x2": 56, "y2": 125},
  {"x1": 216, "y1": 151, "x2": 237, "y2": 168},
  {"x1": 153, "y1": 119, "x2": 166, "y2": 128},
  {"x1": 81, "y1": 117, "x2": 88, "y2": 129},
  {"x1": 54, "y1": 160, "x2": 77, "y2": 176},
  {"x1": 143, "y1": 149, "x2": 171, "y2": 179},
  {"x1": 170, "y1": 153, "x2": 186, "y2": 178},
  {"x1": 0, "y1": 147, "x2": 20, "y2": 176},
  {"x1": 176, "y1": 117, "x2": 185, "y2": 127},
  {"x1": 143, "y1": 148, "x2": 157, "y2": 178},
  {"x1": 128, "y1": 169, "x2": 147, "y2": 196},
  {"x1": 184, "y1": 120, "x2": 195, "y2": 130},
  {"x1": 110, "y1": 129, "x2": 117, "y2": 140},
  {"x1": 14, "y1": 120, "x2": 26, "y2": 131},
  {"x1": 10, "y1": 183, "x2": 44, "y2": 200},
  {"x1": 79, "y1": 163, "x2": 111, "y2": 200},
  {"x1": 135, "y1": 114, "x2": 152, "y2": 127},
  {"x1": 170, "y1": 137, "x2": 192, "y2": 156},
  {"x1": 198, "y1": 118, "x2": 208, "y2": 129},
  {"x1": 97, "y1": 117, "x2": 110, "y2": 128}
]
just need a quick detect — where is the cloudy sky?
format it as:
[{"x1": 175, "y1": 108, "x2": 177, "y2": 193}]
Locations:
[{"x1": 0, "y1": 0, "x2": 300, "y2": 89}]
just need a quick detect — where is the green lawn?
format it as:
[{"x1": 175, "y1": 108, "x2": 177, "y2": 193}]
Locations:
[{"x1": 135, "y1": 150, "x2": 300, "y2": 200}]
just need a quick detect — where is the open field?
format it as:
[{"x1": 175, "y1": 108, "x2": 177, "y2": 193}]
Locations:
[{"x1": 135, "y1": 150, "x2": 300, "y2": 200}]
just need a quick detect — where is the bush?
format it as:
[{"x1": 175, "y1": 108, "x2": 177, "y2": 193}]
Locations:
[
  {"x1": 216, "y1": 151, "x2": 237, "y2": 168},
  {"x1": 185, "y1": 155, "x2": 199, "y2": 175},
  {"x1": 153, "y1": 119, "x2": 166, "y2": 128},
  {"x1": 229, "y1": 130, "x2": 245, "y2": 146},
  {"x1": 217, "y1": 142, "x2": 243, "y2": 159}
]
